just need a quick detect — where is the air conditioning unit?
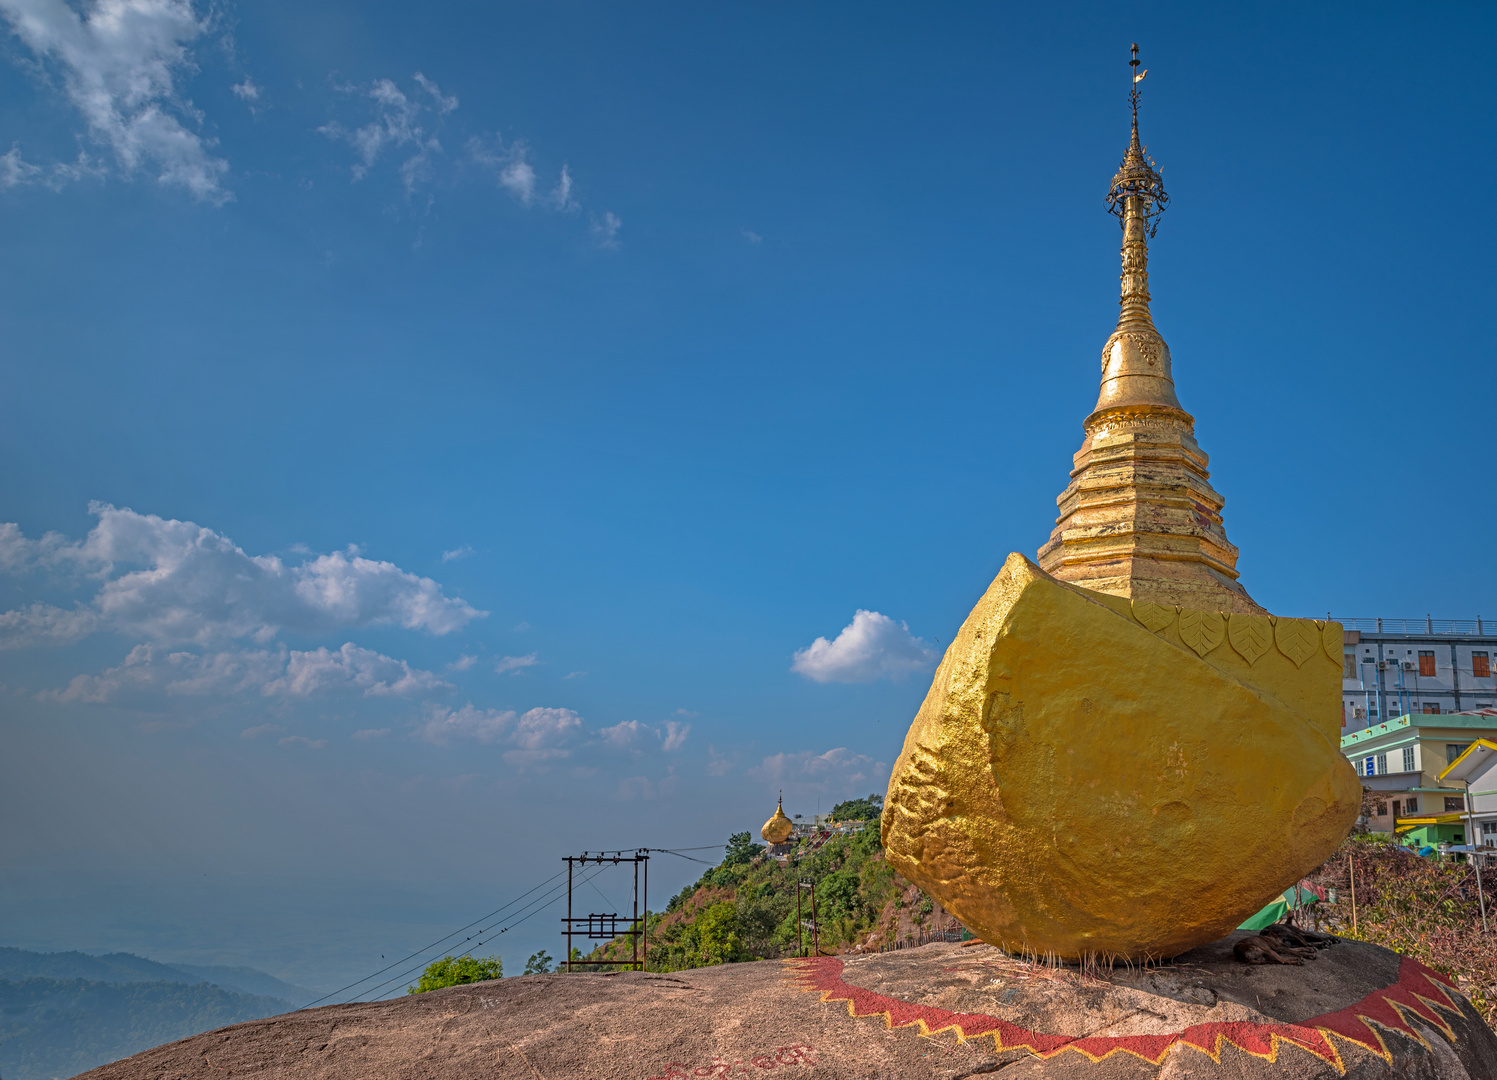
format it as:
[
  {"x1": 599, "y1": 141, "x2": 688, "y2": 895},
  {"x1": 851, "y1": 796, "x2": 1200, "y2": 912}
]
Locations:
[{"x1": 1404, "y1": 662, "x2": 1416, "y2": 671}]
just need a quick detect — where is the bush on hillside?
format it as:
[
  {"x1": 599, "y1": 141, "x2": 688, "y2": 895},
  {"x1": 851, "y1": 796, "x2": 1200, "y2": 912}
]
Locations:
[
  {"x1": 406, "y1": 955, "x2": 503, "y2": 994},
  {"x1": 829, "y1": 794, "x2": 884, "y2": 822}
]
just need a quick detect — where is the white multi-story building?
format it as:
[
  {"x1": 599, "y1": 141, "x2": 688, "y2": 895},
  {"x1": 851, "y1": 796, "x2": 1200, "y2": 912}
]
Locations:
[{"x1": 1338, "y1": 617, "x2": 1497, "y2": 730}]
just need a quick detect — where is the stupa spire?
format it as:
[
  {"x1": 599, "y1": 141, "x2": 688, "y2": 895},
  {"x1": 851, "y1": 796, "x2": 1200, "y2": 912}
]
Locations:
[{"x1": 1037, "y1": 45, "x2": 1264, "y2": 615}]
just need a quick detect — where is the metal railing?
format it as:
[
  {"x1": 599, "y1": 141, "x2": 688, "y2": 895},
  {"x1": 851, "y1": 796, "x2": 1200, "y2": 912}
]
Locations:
[{"x1": 1336, "y1": 617, "x2": 1493, "y2": 637}]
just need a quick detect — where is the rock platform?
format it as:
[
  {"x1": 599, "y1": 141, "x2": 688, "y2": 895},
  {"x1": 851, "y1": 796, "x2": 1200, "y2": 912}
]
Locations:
[{"x1": 78, "y1": 934, "x2": 1497, "y2": 1079}]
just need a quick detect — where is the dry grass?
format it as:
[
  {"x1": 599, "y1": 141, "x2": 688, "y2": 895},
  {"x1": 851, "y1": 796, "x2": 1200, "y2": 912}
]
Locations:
[{"x1": 1307, "y1": 836, "x2": 1497, "y2": 1025}]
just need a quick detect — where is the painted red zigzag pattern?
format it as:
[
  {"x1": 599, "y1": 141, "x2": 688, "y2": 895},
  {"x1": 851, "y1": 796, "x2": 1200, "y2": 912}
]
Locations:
[{"x1": 788, "y1": 955, "x2": 1467, "y2": 1072}]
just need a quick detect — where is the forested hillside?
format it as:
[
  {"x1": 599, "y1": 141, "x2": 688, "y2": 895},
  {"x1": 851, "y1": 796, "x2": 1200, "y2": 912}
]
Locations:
[
  {"x1": 0, "y1": 948, "x2": 301, "y2": 1080},
  {"x1": 584, "y1": 796, "x2": 962, "y2": 971}
]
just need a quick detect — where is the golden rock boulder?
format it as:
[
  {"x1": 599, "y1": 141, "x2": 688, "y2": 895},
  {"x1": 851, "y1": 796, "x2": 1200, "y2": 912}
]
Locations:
[{"x1": 880, "y1": 553, "x2": 1359, "y2": 961}]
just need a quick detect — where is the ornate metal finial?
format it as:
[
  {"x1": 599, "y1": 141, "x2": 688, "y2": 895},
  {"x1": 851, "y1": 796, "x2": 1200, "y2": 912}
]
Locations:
[{"x1": 1107, "y1": 43, "x2": 1168, "y2": 237}]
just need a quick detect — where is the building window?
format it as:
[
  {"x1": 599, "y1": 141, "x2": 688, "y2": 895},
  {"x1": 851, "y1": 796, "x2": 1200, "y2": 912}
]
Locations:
[
  {"x1": 1475, "y1": 652, "x2": 1491, "y2": 678},
  {"x1": 1406, "y1": 797, "x2": 1419, "y2": 813},
  {"x1": 1344, "y1": 655, "x2": 1358, "y2": 679},
  {"x1": 1448, "y1": 743, "x2": 1468, "y2": 765},
  {"x1": 1376, "y1": 753, "x2": 1387, "y2": 775},
  {"x1": 1425, "y1": 704, "x2": 1442, "y2": 715},
  {"x1": 1485, "y1": 822, "x2": 1497, "y2": 835},
  {"x1": 1403, "y1": 746, "x2": 1416, "y2": 772},
  {"x1": 1446, "y1": 797, "x2": 1466, "y2": 812},
  {"x1": 1393, "y1": 799, "x2": 1402, "y2": 818},
  {"x1": 1419, "y1": 650, "x2": 1437, "y2": 677}
]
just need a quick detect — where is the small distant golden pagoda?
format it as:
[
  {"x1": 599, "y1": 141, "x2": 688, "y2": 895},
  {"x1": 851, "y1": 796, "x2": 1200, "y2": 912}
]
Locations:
[
  {"x1": 1036, "y1": 48, "x2": 1263, "y2": 616},
  {"x1": 761, "y1": 793, "x2": 794, "y2": 846}
]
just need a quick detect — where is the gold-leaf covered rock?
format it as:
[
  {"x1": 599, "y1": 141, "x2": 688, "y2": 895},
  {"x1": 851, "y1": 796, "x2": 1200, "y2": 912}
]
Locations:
[
  {"x1": 761, "y1": 796, "x2": 794, "y2": 846},
  {"x1": 881, "y1": 553, "x2": 1359, "y2": 961}
]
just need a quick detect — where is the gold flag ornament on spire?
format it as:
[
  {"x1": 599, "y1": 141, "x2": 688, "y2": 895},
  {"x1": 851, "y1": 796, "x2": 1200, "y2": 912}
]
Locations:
[{"x1": 1036, "y1": 45, "x2": 1263, "y2": 615}]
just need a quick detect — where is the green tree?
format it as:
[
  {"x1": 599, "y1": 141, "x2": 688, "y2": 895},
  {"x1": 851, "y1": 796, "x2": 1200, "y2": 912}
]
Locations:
[
  {"x1": 723, "y1": 831, "x2": 763, "y2": 866},
  {"x1": 830, "y1": 794, "x2": 883, "y2": 822},
  {"x1": 694, "y1": 901, "x2": 741, "y2": 965},
  {"x1": 523, "y1": 950, "x2": 553, "y2": 975},
  {"x1": 406, "y1": 955, "x2": 503, "y2": 994}
]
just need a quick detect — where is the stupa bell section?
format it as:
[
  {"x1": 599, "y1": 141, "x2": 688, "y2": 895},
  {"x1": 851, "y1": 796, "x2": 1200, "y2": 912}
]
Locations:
[{"x1": 1035, "y1": 80, "x2": 1264, "y2": 616}]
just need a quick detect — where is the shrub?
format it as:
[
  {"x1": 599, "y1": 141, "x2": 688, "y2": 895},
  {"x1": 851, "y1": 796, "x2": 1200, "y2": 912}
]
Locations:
[{"x1": 407, "y1": 955, "x2": 503, "y2": 994}]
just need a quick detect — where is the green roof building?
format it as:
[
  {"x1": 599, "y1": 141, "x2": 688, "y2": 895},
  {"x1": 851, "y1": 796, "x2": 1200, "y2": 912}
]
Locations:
[{"x1": 1340, "y1": 709, "x2": 1497, "y2": 839}]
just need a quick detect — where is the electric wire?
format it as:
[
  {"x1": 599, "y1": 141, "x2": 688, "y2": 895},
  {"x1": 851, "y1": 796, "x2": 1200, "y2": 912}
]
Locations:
[
  {"x1": 301, "y1": 842, "x2": 726, "y2": 1007},
  {"x1": 359, "y1": 863, "x2": 615, "y2": 1000},
  {"x1": 300, "y1": 867, "x2": 568, "y2": 1008}
]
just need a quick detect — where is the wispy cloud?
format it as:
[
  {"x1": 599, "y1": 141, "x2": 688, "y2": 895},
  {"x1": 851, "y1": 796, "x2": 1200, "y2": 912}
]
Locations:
[
  {"x1": 495, "y1": 652, "x2": 538, "y2": 675},
  {"x1": 0, "y1": 0, "x2": 230, "y2": 202},
  {"x1": 660, "y1": 720, "x2": 690, "y2": 752},
  {"x1": 791, "y1": 610, "x2": 936, "y2": 684},
  {"x1": 749, "y1": 747, "x2": 887, "y2": 790},
  {"x1": 230, "y1": 77, "x2": 259, "y2": 102},
  {"x1": 740, "y1": 228, "x2": 762, "y2": 244},
  {"x1": 319, "y1": 72, "x2": 457, "y2": 193},
  {"x1": 440, "y1": 544, "x2": 473, "y2": 562},
  {"x1": 590, "y1": 211, "x2": 622, "y2": 249}
]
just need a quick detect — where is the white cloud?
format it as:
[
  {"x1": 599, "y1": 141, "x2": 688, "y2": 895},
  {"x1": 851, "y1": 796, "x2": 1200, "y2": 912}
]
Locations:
[
  {"x1": 495, "y1": 652, "x2": 538, "y2": 675},
  {"x1": 791, "y1": 609, "x2": 936, "y2": 684},
  {"x1": 230, "y1": 76, "x2": 258, "y2": 102},
  {"x1": 239, "y1": 723, "x2": 280, "y2": 739},
  {"x1": 551, "y1": 164, "x2": 577, "y2": 211},
  {"x1": 440, "y1": 544, "x2": 473, "y2": 562},
  {"x1": 660, "y1": 720, "x2": 689, "y2": 752},
  {"x1": 278, "y1": 735, "x2": 327, "y2": 750},
  {"x1": 499, "y1": 157, "x2": 535, "y2": 204},
  {"x1": 0, "y1": 602, "x2": 98, "y2": 647},
  {"x1": 447, "y1": 654, "x2": 478, "y2": 672},
  {"x1": 562, "y1": 670, "x2": 585, "y2": 680},
  {"x1": 741, "y1": 228, "x2": 762, "y2": 244},
  {"x1": 0, "y1": 0, "x2": 229, "y2": 202},
  {"x1": 352, "y1": 727, "x2": 389, "y2": 740},
  {"x1": 590, "y1": 211, "x2": 621, "y2": 248},
  {"x1": 0, "y1": 144, "x2": 103, "y2": 190},
  {"x1": 600, "y1": 719, "x2": 645, "y2": 749},
  {"x1": 320, "y1": 73, "x2": 455, "y2": 192},
  {"x1": 45, "y1": 641, "x2": 445, "y2": 703},
  {"x1": 0, "y1": 503, "x2": 484, "y2": 648},
  {"x1": 749, "y1": 747, "x2": 887, "y2": 790},
  {"x1": 262, "y1": 643, "x2": 449, "y2": 698},
  {"x1": 416, "y1": 702, "x2": 513, "y2": 745},
  {"x1": 415, "y1": 702, "x2": 582, "y2": 765}
]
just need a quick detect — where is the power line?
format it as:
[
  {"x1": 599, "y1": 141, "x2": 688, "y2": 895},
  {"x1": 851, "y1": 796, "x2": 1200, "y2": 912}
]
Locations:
[
  {"x1": 361, "y1": 863, "x2": 614, "y2": 1000},
  {"x1": 300, "y1": 868, "x2": 568, "y2": 1008},
  {"x1": 300, "y1": 841, "x2": 728, "y2": 1007}
]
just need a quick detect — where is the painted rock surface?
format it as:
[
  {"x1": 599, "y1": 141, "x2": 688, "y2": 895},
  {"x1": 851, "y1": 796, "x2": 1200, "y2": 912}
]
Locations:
[
  {"x1": 882, "y1": 553, "x2": 1360, "y2": 960},
  {"x1": 75, "y1": 939, "x2": 1496, "y2": 1079}
]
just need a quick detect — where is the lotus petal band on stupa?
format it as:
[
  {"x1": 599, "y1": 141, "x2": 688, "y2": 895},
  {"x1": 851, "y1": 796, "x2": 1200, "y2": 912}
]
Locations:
[{"x1": 881, "y1": 47, "x2": 1359, "y2": 961}]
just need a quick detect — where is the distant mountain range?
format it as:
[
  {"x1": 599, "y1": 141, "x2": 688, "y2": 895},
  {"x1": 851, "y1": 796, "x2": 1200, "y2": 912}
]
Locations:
[{"x1": 0, "y1": 947, "x2": 312, "y2": 1080}]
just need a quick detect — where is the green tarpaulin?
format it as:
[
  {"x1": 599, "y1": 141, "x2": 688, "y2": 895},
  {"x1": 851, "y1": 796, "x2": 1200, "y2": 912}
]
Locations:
[{"x1": 1237, "y1": 886, "x2": 1318, "y2": 931}]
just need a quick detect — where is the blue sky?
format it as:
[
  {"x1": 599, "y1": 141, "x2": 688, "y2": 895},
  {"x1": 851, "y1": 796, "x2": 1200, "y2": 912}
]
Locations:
[{"x1": 1, "y1": 0, "x2": 1494, "y2": 991}]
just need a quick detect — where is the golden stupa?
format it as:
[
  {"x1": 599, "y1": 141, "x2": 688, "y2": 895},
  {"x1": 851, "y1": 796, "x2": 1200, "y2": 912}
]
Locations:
[
  {"x1": 761, "y1": 793, "x2": 794, "y2": 846},
  {"x1": 882, "y1": 47, "x2": 1359, "y2": 961}
]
